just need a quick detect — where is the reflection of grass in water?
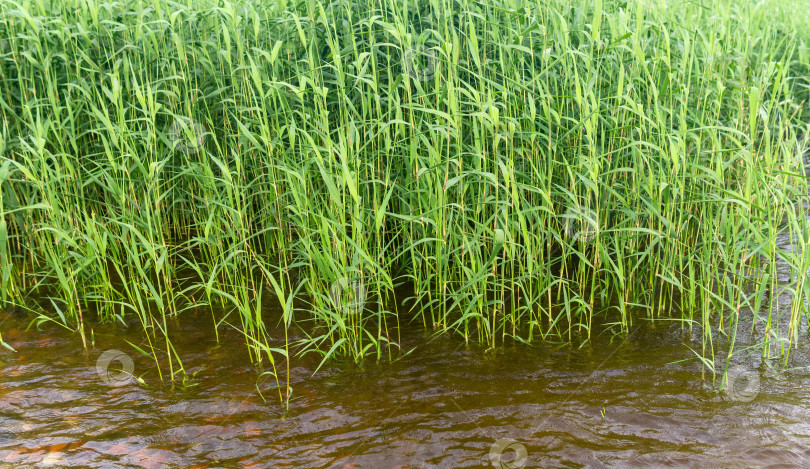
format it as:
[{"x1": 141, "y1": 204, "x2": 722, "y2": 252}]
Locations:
[{"x1": 0, "y1": 0, "x2": 809, "y2": 401}]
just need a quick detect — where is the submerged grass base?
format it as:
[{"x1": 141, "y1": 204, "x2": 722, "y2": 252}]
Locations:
[{"x1": 1, "y1": 0, "x2": 809, "y2": 401}]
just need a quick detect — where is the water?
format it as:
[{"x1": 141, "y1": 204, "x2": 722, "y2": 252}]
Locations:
[{"x1": 1, "y1": 305, "x2": 810, "y2": 468}]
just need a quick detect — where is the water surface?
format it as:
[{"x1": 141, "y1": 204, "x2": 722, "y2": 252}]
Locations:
[{"x1": 1, "y1": 307, "x2": 810, "y2": 468}]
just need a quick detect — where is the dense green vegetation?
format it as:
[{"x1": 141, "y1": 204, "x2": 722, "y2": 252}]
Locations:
[{"x1": 1, "y1": 0, "x2": 808, "y2": 403}]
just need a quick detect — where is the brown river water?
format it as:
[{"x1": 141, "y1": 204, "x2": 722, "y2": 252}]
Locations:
[{"x1": 1, "y1": 301, "x2": 810, "y2": 469}]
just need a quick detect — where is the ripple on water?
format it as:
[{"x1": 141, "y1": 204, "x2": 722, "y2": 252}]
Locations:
[{"x1": 1, "y1": 314, "x2": 810, "y2": 467}]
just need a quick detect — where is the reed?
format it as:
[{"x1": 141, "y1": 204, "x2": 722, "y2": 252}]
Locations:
[{"x1": 0, "y1": 0, "x2": 808, "y2": 395}]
